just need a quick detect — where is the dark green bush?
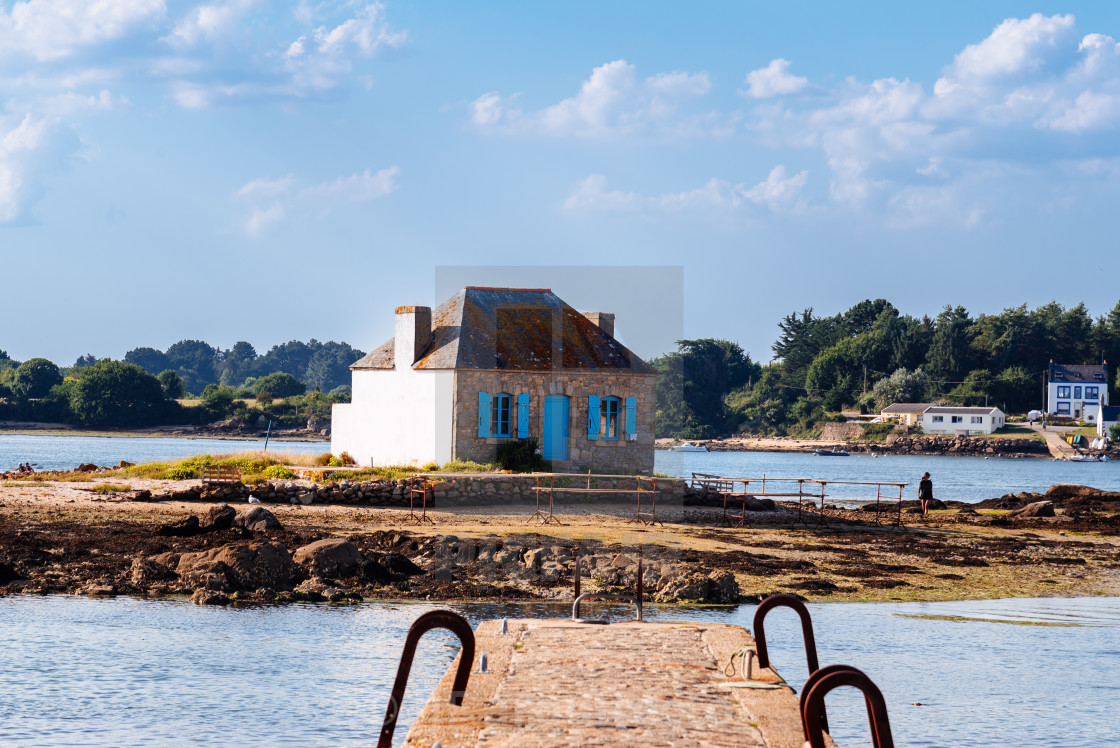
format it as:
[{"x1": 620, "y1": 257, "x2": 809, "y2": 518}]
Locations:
[{"x1": 495, "y1": 438, "x2": 550, "y2": 473}]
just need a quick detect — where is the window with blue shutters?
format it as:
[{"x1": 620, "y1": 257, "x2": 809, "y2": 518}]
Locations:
[
  {"x1": 600, "y1": 397, "x2": 621, "y2": 439},
  {"x1": 586, "y1": 396, "x2": 600, "y2": 440},
  {"x1": 477, "y1": 392, "x2": 491, "y2": 438},
  {"x1": 517, "y1": 393, "x2": 530, "y2": 438},
  {"x1": 491, "y1": 393, "x2": 512, "y2": 437},
  {"x1": 624, "y1": 396, "x2": 637, "y2": 438}
]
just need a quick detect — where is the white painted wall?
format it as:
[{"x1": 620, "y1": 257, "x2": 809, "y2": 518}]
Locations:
[
  {"x1": 331, "y1": 368, "x2": 454, "y2": 467},
  {"x1": 921, "y1": 410, "x2": 1005, "y2": 435},
  {"x1": 1047, "y1": 379, "x2": 1108, "y2": 417}
]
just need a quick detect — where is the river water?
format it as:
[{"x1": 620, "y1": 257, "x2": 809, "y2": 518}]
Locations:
[
  {"x1": 2, "y1": 434, "x2": 1119, "y2": 503},
  {"x1": 0, "y1": 434, "x2": 329, "y2": 473},
  {"x1": 655, "y1": 449, "x2": 1120, "y2": 503},
  {"x1": 0, "y1": 595, "x2": 1115, "y2": 746}
]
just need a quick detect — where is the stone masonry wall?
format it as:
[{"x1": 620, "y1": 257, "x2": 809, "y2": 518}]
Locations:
[{"x1": 452, "y1": 369, "x2": 657, "y2": 474}]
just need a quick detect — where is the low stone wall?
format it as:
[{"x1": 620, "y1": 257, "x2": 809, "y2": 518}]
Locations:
[
  {"x1": 428, "y1": 475, "x2": 685, "y2": 507},
  {"x1": 873, "y1": 435, "x2": 1049, "y2": 456},
  {"x1": 149, "y1": 475, "x2": 687, "y2": 508}
]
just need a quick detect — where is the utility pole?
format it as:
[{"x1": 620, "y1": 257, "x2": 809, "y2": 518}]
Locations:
[{"x1": 863, "y1": 366, "x2": 867, "y2": 396}]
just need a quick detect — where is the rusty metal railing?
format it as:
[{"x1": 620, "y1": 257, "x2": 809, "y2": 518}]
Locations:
[
  {"x1": 753, "y1": 593, "x2": 821, "y2": 678},
  {"x1": 801, "y1": 665, "x2": 894, "y2": 748},
  {"x1": 378, "y1": 610, "x2": 475, "y2": 748},
  {"x1": 571, "y1": 556, "x2": 644, "y2": 622}
]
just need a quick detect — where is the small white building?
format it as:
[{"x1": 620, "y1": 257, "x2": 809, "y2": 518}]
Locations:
[
  {"x1": 1047, "y1": 361, "x2": 1108, "y2": 421},
  {"x1": 1098, "y1": 405, "x2": 1120, "y2": 439},
  {"x1": 921, "y1": 406, "x2": 1006, "y2": 436},
  {"x1": 881, "y1": 403, "x2": 935, "y2": 428},
  {"x1": 330, "y1": 287, "x2": 657, "y2": 473}
]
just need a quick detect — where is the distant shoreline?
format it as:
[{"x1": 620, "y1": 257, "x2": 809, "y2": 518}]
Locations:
[{"x1": 0, "y1": 422, "x2": 329, "y2": 443}]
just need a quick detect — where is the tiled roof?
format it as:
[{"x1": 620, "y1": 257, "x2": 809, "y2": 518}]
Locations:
[
  {"x1": 1100, "y1": 405, "x2": 1120, "y2": 421},
  {"x1": 1049, "y1": 363, "x2": 1108, "y2": 384},
  {"x1": 352, "y1": 287, "x2": 653, "y2": 373},
  {"x1": 881, "y1": 403, "x2": 935, "y2": 414},
  {"x1": 924, "y1": 406, "x2": 1002, "y2": 415}
]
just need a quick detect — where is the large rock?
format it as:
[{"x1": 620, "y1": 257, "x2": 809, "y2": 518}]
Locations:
[
  {"x1": 233, "y1": 506, "x2": 283, "y2": 531},
  {"x1": 202, "y1": 504, "x2": 236, "y2": 531},
  {"x1": 176, "y1": 541, "x2": 300, "y2": 591},
  {"x1": 293, "y1": 538, "x2": 364, "y2": 578},
  {"x1": 1009, "y1": 501, "x2": 1056, "y2": 519},
  {"x1": 130, "y1": 557, "x2": 179, "y2": 586},
  {"x1": 655, "y1": 567, "x2": 739, "y2": 603},
  {"x1": 155, "y1": 516, "x2": 201, "y2": 537}
]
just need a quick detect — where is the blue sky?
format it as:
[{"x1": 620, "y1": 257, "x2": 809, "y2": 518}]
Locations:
[{"x1": 4, "y1": 1, "x2": 1120, "y2": 366}]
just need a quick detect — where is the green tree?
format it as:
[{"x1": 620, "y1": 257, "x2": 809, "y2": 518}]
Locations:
[
  {"x1": 69, "y1": 361, "x2": 166, "y2": 427},
  {"x1": 253, "y1": 372, "x2": 306, "y2": 398},
  {"x1": 650, "y1": 339, "x2": 761, "y2": 438},
  {"x1": 867, "y1": 367, "x2": 928, "y2": 412},
  {"x1": 11, "y1": 358, "x2": 63, "y2": 399},
  {"x1": 925, "y1": 306, "x2": 975, "y2": 391},
  {"x1": 158, "y1": 369, "x2": 186, "y2": 400},
  {"x1": 124, "y1": 347, "x2": 172, "y2": 375},
  {"x1": 165, "y1": 340, "x2": 219, "y2": 392},
  {"x1": 305, "y1": 341, "x2": 364, "y2": 391},
  {"x1": 200, "y1": 384, "x2": 237, "y2": 418}
]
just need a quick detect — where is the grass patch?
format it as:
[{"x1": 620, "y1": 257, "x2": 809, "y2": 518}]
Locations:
[
  {"x1": 895, "y1": 614, "x2": 1085, "y2": 627},
  {"x1": 4, "y1": 480, "x2": 47, "y2": 487},
  {"x1": 89, "y1": 483, "x2": 132, "y2": 493},
  {"x1": 858, "y1": 422, "x2": 898, "y2": 441},
  {"x1": 117, "y1": 450, "x2": 327, "y2": 480}
]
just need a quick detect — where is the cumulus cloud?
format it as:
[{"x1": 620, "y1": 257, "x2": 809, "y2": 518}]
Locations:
[
  {"x1": 0, "y1": 0, "x2": 166, "y2": 61},
  {"x1": 744, "y1": 59, "x2": 808, "y2": 98},
  {"x1": 236, "y1": 166, "x2": 400, "y2": 235},
  {"x1": 471, "y1": 60, "x2": 723, "y2": 139},
  {"x1": 0, "y1": 1, "x2": 406, "y2": 220},
  {"x1": 564, "y1": 167, "x2": 807, "y2": 214}
]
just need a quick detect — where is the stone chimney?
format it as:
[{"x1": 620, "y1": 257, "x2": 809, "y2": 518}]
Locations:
[
  {"x1": 395, "y1": 306, "x2": 431, "y2": 369},
  {"x1": 582, "y1": 312, "x2": 615, "y2": 339}
]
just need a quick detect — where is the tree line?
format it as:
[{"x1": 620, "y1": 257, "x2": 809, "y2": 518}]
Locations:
[
  {"x1": 0, "y1": 337, "x2": 365, "y2": 429},
  {"x1": 652, "y1": 299, "x2": 1120, "y2": 438}
]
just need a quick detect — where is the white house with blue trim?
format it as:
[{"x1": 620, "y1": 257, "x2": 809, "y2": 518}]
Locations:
[
  {"x1": 1047, "y1": 361, "x2": 1109, "y2": 421},
  {"x1": 331, "y1": 287, "x2": 657, "y2": 473}
]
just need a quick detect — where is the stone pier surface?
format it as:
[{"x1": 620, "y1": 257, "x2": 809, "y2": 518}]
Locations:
[{"x1": 403, "y1": 618, "x2": 825, "y2": 748}]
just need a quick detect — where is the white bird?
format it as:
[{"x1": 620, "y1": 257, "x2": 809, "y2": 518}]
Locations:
[{"x1": 248, "y1": 495, "x2": 261, "y2": 504}]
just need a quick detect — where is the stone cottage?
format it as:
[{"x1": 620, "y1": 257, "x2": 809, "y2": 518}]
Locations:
[{"x1": 331, "y1": 287, "x2": 658, "y2": 474}]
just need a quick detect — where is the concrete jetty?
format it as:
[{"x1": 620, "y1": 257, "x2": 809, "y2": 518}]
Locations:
[{"x1": 402, "y1": 617, "x2": 824, "y2": 748}]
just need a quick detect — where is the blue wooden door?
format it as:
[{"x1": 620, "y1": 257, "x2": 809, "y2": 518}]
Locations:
[{"x1": 543, "y1": 395, "x2": 569, "y2": 461}]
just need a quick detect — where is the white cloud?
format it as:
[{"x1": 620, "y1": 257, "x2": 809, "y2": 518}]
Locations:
[
  {"x1": 564, "y1": 167, "x2": 807, "y2": 214},
  {"x1": 0, "y1": 112, "x2": 66, "y2": 223},
  {"x1": 0, "y1": 0, "x2": 166, "y2": 61},
  {"x1": 236, "y1": 166, "x2": 400, "y2": 235},
  {"x1": 471, "y1": 59, "x2": 721, "y2": 139},
  {"x1": 744, "y1": 59, "x2": 808, "y2": 98},
  {"x1": 166, "y1": 0, "x2": 257, "y2": 48}
]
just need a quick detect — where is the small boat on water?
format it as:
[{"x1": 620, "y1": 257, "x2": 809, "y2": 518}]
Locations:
[
  {"x1": 1065, "y1": 454, "x2": 1108, "y2": 462},
  {"x1": 815, "y1": 449, "x2": 849, "y2": 456},
  {"x1": 671, "y1": 442, "x2": 709, "y2": 452}
]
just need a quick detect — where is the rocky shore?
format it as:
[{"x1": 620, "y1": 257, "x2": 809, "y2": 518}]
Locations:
[
  {"x1": 1, "y1": 478, "x2": 1117, "y2": 607},
  {"x1": 665, "y1": 433, "x2": 1067, "y2": 458}
]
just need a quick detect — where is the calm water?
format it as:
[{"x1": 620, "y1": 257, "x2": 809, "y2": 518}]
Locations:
[
  {"x1": 0, "y1": 434, "x2": 329, "y2": 473},
  {"x1": 0, "y1": 595, "x2": 1116, "y2": 746},
  {"x1": 655, "y1": 449, "x2": 1120, "y2": 503}
]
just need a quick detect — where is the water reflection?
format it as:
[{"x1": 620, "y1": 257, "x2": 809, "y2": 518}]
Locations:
[{"x1": 0, "y1": 595, "x2": 1116, "y2": 747}]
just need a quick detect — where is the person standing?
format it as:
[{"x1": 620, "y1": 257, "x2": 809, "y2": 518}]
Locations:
[{"x1": 918, "y1": 472, "x2": 933, "y2": 516}]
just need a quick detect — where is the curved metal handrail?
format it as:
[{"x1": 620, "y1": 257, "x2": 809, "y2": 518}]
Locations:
[
  {"x1": 798, "y1": 663, "x2": 860, "y2": 734},
  {"x1": 752, "y1": 593, "x2": 820, "y2": 677},
  {"x1": 801, "y1": 665, "x2": 894, "y2": 748},
  {"x1": 571, "y1": 592, "x2": 643, "y2": 622},
  {"x1": 378, "y1": 610, "x2": 476, "y2": 748}
]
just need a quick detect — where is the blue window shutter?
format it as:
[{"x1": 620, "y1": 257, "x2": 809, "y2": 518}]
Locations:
[
  {"x1": 625, "y1": 396, "x2": 637, "y2": 437},
  {"x1": 477, "y1": 392, "x2": 491, "y2": 438},
  {"x1": 587, "y1": 396, "x2": 600, "y2": 440},
  {"x1": 517, "y1": 393, "x2": 530, "y2": 438}
]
